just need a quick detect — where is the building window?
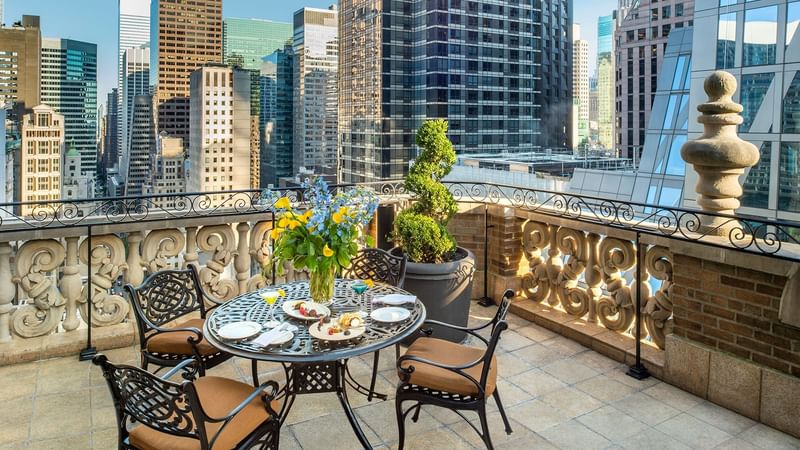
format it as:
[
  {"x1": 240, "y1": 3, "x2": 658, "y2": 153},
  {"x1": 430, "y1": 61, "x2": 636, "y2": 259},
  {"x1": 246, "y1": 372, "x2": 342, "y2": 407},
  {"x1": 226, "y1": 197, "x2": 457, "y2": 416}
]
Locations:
[
  {"x1": 740, "y1": 73, "x2": 774, "y2": 132},
  {"x1": 779, "y1": 142, "x2": 800, "y2": 212},
  {"x1": 744, "y1": 6, "x2": 777, "y2": 66},
  {"x1": 742, "y1": 142, "x2": 772, "y2": 209},
  {"x1": 717, "y1": 13, "x2": 737, "y2": 69},
  {"x1": 783, "y1": 72, "x2": 800, "y2": 133}
]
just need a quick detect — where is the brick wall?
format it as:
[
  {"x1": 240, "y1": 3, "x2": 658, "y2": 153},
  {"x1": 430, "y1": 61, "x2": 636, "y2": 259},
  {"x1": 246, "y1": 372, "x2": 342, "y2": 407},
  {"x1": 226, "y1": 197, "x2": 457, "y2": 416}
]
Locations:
[{"x1": 671, "y1": 254, "x2": 800, "y2": 377}]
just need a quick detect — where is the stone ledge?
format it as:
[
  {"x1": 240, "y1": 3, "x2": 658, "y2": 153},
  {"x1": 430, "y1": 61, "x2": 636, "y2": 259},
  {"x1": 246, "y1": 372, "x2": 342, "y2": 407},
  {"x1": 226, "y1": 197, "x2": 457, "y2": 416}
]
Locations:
[
  {"x1": 0, "y1": 322, "x2": 136, "y2": 366},
  {"x1": 509, "y1": 298, "x2": 664, "y2": 378}
]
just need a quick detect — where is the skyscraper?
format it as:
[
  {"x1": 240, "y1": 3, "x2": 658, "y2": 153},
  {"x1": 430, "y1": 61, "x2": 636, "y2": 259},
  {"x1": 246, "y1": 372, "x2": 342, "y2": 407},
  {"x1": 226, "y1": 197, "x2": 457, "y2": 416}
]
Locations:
[
  {"x1": 260, "y1": 46, "x2": 294, "y2": 186},
  {"x1": 0, "y1": 15, "x2": 41, "y2": 118},
  {"x1": 151, "y1": 0, "x2": 222, "y2": 146},
  {"x1": 120, "y1": 46, "x2": 149, "y2": 184},
  {"x1": 615, "y1": 0, "x2": 695, "y2": 162},
  {"x1": 339, "y1": 0, "x2": 569, "y2": 182},
  {"x1": 572, "y1": 24, "x2": 590, "y2": 150},
  {"x1": 118, "y1": 0, "x2": 150, "y2": 169},
  {"x1": 293, "y1": 6, "x2": 338, "y2": 181},
  {"x1": 125, "y1": 94, "x2": 154, "y2": 197},
  {"x1": 104, "y1": 89, "x2": 119, "y2": 170},
  {"x1": 145, "y1": 133, "x2": 186, "y2": 209},
  {"x1": 40, "y1": 38, "x2": 98, "y2": 176},
  {"x1": 222, "y1": 17, "x2": 292, "y2": 189},
  {"x1": 188, "y1": 65, "x2": 251, "y2": 205},
  {"x1": 596, "y1": 14, "x2": 616, "y2": 151},
  {"x1": 18, "y1": 104, "x2": 63, "y2": 216}
]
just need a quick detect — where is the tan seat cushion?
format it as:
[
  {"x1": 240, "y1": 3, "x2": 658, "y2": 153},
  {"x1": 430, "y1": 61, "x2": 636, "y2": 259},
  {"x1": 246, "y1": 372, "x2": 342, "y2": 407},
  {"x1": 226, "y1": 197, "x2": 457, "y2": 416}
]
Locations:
[
  {"x1": 129, "y1": 376, "x2": 280, "y2": 450},
  {"x1": 145, "y1": 318, "x2": 218, "y2": 356},
  {"x1": 399, "y1": 337, "x2": 497, "y2": 397}
]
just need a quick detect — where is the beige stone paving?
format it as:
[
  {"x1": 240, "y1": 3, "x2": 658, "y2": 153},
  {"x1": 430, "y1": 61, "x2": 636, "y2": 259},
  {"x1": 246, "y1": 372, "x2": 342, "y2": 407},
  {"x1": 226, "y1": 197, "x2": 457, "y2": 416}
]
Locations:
[{"x1": 0, "y1": 306, "x2": 798, "y2": 450}]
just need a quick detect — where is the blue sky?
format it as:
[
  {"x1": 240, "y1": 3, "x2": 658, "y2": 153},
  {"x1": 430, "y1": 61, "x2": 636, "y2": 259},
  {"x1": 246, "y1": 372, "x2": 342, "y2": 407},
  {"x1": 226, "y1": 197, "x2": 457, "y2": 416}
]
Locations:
[{"x1": 6, "y1": 0, "x2": 616, "y2": 107}]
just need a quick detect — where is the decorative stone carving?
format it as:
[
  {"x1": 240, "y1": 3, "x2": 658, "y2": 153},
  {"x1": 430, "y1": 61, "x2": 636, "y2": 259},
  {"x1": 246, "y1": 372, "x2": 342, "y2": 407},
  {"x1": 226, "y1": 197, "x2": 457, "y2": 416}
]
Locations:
[
  {"x1": 521, "y1": 220, "x2": 553, "y2": 302},
  {"x1": 80, "y1": 235, "x2": 130, "y2": 327},
  {"x1": 234, "y1": 223, "x2": 251, "y2": 295},
  {"x1": 247, "y1": 221, "x2": 272, "y2": 291},
  {"x1": 125, "y1": 231, "x2": 144, "y2": 287},
  {"x1": 184, "y1": 227, "x2": 199, "y2": 269},
  {"x1": 142, "y1": 229, "x2": 185, "y2": 273},
  {"x1": 197, "y1": 225, "x2": 238, "y2": 301},
  {"x1": 644, "y1": 246, "x2": 674, "y2": 349},
  {"x1": 11, "y1": 240, "x2": 66, "y2": 338},
  {"x1": 555, "y1": 227, "x2": 590, "y2": 317},
  {"x1": 60, "y1": 237, "x2": 82, "y2": 331},
  {"x1": 597, "y1": 238, "x2": 636, "y2": 331},
  {"x1": 681, "y1": 71, "x2": 760, "y2": 235},
  {"x1": 584, "y1": 233, "x2": 603, "y2": 323},
  {"x1": 0, "y1": 243, "x2": 14, "y2": 342}
]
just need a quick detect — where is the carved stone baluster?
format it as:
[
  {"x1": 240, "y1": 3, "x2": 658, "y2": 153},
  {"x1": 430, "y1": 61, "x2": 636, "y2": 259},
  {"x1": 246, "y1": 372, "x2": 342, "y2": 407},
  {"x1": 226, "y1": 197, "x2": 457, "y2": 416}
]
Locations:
[
  {"x1": 585, "y1": 233, "x2": 602, "y2": 323},
  {"x1": 125, "y1": 231, "x2": 144, "y2": 287},
  {"x1": 644, "y1": 246, "x2": 673, "y2": 349},
  {"x1": 235, "y1": 223, "x2": 251, "y2": 294},
  {"x1": 555, "y1": 227, "x2": 590, "y2": 317},
  {"x1": 597, "y1": 237, "x2": 637, "y2": 332},
  {"x1": 60, "y1": 237, "x2": 82, "y2": 331},
  {"x1": 142, "y1": 229, "x2": 185, "y2": 274},
  {"x1": 79, "y1": 236, "x2": 130, "y2": 327},
  {"x1": 184, "y1": 227, "x2": 198, "y2": 269},
  {"x1": 0, "y1": 243, "x2": 14, "y2": 342},
  {"x1": 197, "y1": 225, "x2": 238, "y2": 301},
  {"x1": 520, "y1": 220, "x2": 552, "y2": 302},
  {"x1": 545, "y1": 225, "x2": 563, "y2": 306},
  {"x1": 247, "y1": 221, "x2": 272, "y2": 290},
  {"x1": 10, "y1": 240, "x2": 66, "y2": 338}
]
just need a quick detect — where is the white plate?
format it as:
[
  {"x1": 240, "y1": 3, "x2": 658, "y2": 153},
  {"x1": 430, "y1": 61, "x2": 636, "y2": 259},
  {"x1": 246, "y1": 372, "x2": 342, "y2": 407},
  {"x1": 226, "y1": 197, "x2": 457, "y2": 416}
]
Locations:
[
  {"x1": 217, "y1": 321, "x2": 262, "y2": 341},
  {"x1": 370, "y1": 307, "x2": 411, "y2": 323},
  {"x1": 282, "y1": 300, "x2": 331, "y2": 320},
  {"x1": 309, "y1": 321, "x2": 366, "y2": 341}
]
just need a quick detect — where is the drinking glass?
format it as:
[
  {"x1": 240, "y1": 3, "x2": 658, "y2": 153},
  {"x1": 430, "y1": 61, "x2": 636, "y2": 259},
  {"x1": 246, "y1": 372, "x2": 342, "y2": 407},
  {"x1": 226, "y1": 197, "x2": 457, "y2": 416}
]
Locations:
[{"x1": 261, "y1": 290, "x2": 281, "y2": 328}]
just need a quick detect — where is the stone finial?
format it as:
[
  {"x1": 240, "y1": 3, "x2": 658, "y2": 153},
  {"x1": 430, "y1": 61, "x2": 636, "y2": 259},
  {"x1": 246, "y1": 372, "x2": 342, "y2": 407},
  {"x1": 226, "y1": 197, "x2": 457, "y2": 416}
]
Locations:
[{"x1": 680, "y1": 71, "x2": 760, "y2": 236}]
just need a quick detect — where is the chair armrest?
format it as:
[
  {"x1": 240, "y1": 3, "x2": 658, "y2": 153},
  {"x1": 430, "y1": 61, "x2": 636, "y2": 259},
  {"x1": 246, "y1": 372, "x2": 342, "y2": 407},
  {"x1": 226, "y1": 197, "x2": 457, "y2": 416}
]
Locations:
[
  {"x1": 201, "y1": 290, "x2": 225, "y2": 310},
  {"x1": 419, "y1": 319, "x2": 489, "y2": 345},
  {"x1": 207, "y1": 380, "x2": 281, "y2": 423},
  {"x1": 161, "y1": 359, "x2": 196, "y2": 380}
]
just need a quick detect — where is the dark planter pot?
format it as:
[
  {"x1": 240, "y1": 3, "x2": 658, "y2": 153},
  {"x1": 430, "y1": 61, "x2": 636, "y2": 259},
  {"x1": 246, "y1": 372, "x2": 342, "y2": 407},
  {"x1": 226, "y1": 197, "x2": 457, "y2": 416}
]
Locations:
[{"x1": 392, "y1": 247, "x2": 476, "y2": 343}]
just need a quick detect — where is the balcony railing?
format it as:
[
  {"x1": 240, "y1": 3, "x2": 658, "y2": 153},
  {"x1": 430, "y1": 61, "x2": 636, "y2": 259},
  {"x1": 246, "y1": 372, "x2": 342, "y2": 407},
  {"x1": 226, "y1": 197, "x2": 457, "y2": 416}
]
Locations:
[{"x1": 0, "y1": 181, "x2": 799, "y2": 367}]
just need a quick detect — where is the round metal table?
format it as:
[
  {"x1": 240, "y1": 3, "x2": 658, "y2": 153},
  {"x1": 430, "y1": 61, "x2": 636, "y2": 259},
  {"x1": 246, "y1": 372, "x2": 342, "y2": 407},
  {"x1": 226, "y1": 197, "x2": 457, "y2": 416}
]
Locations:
[{"x1": 204, "y1": 279, "x2": 426, "y2": 449}]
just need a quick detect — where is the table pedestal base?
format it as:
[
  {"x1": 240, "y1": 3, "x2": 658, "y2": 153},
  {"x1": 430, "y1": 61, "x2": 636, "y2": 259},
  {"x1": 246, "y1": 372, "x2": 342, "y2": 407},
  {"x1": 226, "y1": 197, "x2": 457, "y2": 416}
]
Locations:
[{"x1": 253, "y1": 360, "x2": 383, "y2": 449}]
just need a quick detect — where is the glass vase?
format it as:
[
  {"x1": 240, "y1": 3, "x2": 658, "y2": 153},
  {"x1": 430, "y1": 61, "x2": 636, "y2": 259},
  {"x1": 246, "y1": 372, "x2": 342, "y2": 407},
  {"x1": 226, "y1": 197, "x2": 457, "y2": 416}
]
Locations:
[{"x1": 309, "y1": 265, "x2": 335, "y2": 304}]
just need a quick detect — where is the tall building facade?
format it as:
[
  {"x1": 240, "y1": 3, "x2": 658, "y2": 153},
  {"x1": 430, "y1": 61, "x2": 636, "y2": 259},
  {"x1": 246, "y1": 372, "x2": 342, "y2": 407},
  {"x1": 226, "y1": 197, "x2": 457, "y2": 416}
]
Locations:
[
  {"x1": 18, "y1": 104, "x2": 63, "y2": 215},
  {"x1": 104, "y1": 89, "x2": 119, "y2": 171},
  {"x1": 260, "y1": 46, "x2": 294, "y2": 186},
  {"x1": 339, "y1": 0, "x2": 570, "y2": 182},
  {"x1": 145, "y1": 133, "x2": 185, "y2": 209},
  {"x1": 0, "y1": 15, "x2": 41, "y2": 118},
  {"x1": 40, "y1": 38, "x2": 97, "y2": 177},
  {"x1": 572, "y1": 23, "x2": 590, "y2": 150},
  {"x1": 118, "y1": 0, "x2": 150, "y2": 170},
  {"x1": 120, "y1": 46, "x2": 150, "y2": 183},
  {"x1": 293, "y1": 6, "x2": 338, "y2": 180},
  {"x1": 540, "y1": 1, "x2": 574, "y2": 151},
  {"x1": 597, "y1": 14, "x2": 616, "y2": 151},
  {"x1": 62, "y1": 144, "x2": 95, "y2": 206},
  {"x1": 687, "y1": 0, "x2": 800, "y2": 221},
  {"x1": 151, "y1": 0, "x2": 222, "y2": 146},
  {"x1": 188, "y1": 65, "x2": 251, "y2": 205},
  {"x1": 615, "y1": 0, "x2": 694, "y2": 162},
  {"x1": 125, "y1": 94, "x2": 154, "y2": 197}
]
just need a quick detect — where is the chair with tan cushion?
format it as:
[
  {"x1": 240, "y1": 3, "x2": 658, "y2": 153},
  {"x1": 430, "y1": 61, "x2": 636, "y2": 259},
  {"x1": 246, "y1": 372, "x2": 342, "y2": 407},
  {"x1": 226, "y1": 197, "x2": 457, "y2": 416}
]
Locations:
[
  {"x1": 395, "y1": 290, "x2": 515, "y2": 450},
  {"x1": 126, "y1": 266, "x2": 231, "y2": 376},
  {"x1": 93, "y1": 354, "x2": 281, "y2": 450}
]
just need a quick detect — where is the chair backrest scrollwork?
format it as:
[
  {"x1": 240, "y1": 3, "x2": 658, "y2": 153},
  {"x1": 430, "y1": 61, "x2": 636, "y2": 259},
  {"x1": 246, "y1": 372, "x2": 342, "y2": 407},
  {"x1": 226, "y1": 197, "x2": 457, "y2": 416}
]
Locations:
[
  {"x1": 343, "y1": 248, "x2": 407, "y2": 288},
  {"x1": 125, "y1": 266, "x2": 206, "y2": 333}
]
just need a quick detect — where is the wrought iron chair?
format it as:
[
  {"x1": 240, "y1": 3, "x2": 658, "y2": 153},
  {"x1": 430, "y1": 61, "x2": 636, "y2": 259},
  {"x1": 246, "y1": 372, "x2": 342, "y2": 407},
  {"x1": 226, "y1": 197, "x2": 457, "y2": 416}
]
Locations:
[
  {"x1": 125, "y1": 266, "x2": 231, "y2": 376},
  {"x1": 395, "y1": 290, "x2": 515, "y2": 450},
  {"x1": 343, "y1": 248, "x2": 407, "y2": 401},
  {"x1": 93, "y1": 355, "x2": 281, "y2": 450}
]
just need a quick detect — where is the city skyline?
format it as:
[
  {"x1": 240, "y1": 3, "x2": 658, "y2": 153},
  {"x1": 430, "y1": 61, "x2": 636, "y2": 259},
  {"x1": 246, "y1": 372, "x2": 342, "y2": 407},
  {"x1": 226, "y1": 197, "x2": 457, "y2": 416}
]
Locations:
[{"x1": 6, "y1": 0, "x2": 617, "y2": 106}]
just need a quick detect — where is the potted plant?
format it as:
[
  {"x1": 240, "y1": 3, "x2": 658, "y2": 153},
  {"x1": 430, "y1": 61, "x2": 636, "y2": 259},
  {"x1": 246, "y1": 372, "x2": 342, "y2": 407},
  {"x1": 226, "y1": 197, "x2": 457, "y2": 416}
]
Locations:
[
  {"x1": 265, "y1": 178, "x2": 379, "y2": 303},
  {"x1": 392, "y1": 120, "x2": 475, "y2": 342}
]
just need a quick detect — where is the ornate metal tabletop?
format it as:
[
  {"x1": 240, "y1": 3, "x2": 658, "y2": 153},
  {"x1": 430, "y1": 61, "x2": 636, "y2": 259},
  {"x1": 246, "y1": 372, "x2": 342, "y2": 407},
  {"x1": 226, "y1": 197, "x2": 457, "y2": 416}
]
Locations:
[{"x1": 204, "y1": 279, "x2": 426, "y2": 363}]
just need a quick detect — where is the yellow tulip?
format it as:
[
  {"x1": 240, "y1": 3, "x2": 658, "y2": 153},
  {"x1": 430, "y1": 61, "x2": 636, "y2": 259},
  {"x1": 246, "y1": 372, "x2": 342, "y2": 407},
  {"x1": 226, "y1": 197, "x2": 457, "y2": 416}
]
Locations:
[
  {"x1": 274, "y1": 197, "x2": 291, "y2": 209},
  {"x1": 278, "y1": 217, "x2": 290, "y2": 228},
  {"x1": 300, "y1": 210, "x2": 313, "y2": 223},
  {"x1": 270, "y1": 227, "x2": 285, "y2": 240},
  {"x1": 322, "y1": 245, "x2": 334, "y2": 257},
  {"x1": 288, "y1": 220, "x2": 301, "y2": 230},
  {"x1": 332, "y1": 211, "x2": 344, "y2": 224}
]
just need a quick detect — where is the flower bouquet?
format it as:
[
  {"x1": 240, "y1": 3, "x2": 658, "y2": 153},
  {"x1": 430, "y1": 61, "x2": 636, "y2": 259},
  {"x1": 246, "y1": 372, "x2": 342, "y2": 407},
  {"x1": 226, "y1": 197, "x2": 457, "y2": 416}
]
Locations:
[{"x1": 263, "y1": 178, "x2": 379, "y2": 303}]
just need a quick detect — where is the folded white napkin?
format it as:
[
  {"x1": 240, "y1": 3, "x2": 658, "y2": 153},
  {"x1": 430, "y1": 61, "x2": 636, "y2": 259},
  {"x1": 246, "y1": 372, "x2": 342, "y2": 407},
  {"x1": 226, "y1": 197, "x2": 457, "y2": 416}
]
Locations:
[
  {"x1": 253, "y1": 324, "x2": 294, "y2": 347},
  {"x1": 372, "y1": 294, "x2": 417, "y2": 305}
]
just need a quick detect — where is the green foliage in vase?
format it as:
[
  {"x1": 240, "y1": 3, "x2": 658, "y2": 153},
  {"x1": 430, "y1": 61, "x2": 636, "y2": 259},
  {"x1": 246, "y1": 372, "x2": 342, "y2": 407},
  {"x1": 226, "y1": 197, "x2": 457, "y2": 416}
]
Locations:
[{"x1": 393, "y1": 120, "x2": 458, "y2": 263}]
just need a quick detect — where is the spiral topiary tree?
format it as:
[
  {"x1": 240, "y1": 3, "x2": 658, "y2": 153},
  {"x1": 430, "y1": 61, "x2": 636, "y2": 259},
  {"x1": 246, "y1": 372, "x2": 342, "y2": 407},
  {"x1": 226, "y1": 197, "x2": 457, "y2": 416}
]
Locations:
[{"x1": 393, "y1": 120, "x2": 458, "y2": 263}]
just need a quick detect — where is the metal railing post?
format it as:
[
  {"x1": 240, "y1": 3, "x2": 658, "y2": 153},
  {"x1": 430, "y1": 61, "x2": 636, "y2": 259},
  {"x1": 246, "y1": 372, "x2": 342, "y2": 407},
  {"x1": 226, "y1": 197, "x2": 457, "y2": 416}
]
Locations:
[
  {"x1": 79, "y1": 224, "x2": 97, "y2": 361},
  {"x1": 627, "y1": 231, "x2": 650, "y2": 380}
]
